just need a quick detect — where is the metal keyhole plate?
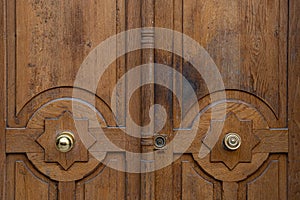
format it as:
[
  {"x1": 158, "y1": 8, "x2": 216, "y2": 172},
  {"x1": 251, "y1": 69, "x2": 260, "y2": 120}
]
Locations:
[{"x1": 154, "y1": 135, "x2": 167, "y2": 149}]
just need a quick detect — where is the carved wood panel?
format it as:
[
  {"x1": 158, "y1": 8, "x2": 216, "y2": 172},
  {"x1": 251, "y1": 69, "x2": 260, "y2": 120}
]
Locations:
[
  {"x1": 153, "y1": 154, "x2": 222, "y2": 200},
  {"x1": 168, "y1": 0, "x2": 288, "y2": 128},
  {"x1": 152, "y1": 0, "x2": 288, "y2": 199},
  {"x1": 181, "y1": 158, "x2": 217, "y2": 200},
  {"x1": 5, "y1": 0, "x2": 140, "y2": 199},
  {"x1": 7, "y1": 0, "x2": 128, "y2": 127},
  {"x1": 240, "y1": 154, "x2": 287, "y2": 200},
  {"x1": 76, "y1": 153, "x2": 126, "y2": 200},
  {"x1": 288, "y1": 0, "x2": 300, "y2": 198},
  {"x1": 1, "y1": 0, "x2": 294, "y2": 199},
  {"x1": 6, "y1": 155, "x2": 57, "y2": 200}
]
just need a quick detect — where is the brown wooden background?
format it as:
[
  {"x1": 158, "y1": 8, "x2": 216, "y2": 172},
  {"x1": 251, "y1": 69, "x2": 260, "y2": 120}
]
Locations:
[{"x1": 0, "y1": 0, "x2": 299, "y2": 199}]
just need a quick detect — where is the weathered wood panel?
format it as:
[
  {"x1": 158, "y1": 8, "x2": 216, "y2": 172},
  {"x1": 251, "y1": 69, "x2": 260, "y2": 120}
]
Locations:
[{"x1": 288, "y1": 0, "x2": 300, "y2": 199}]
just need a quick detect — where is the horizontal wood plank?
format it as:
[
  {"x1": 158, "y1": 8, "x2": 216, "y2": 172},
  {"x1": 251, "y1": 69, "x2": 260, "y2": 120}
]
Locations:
[
  {"x1": 6, "y1": 129, "x2": 44, "y2": 153},
  {"x1": 253, "y1": 129, "x2": 288, "y2": 153}
]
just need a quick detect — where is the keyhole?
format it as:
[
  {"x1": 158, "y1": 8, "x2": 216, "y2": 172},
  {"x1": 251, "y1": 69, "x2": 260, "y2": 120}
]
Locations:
[{"x1": 154, "y1": 135, "x2": 167, "y2": 149}]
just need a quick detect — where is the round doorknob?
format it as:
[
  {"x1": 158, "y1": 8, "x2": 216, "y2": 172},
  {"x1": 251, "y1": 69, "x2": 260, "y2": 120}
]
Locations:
[
  {"x1": 223, "y1": 133, "x2": 241, "y2": 151},
  {"x1": 55, "y1": 132, "x2": 75, "y2": 153}
]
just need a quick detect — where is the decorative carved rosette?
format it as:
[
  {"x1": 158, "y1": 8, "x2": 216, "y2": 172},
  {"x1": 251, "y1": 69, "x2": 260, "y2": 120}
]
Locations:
[
  {"x1": 174, "y1": 91, "x2": 288, "y2": 182},
  {"x1": 6, "y1": 93, "x2": 128, "y2": 182}
]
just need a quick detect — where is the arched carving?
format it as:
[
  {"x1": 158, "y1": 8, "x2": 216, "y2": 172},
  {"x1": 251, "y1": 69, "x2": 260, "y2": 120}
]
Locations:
[
  {"x1": 173, "y1": 91, "x2": 288, "y2": 182},
  {"x1": 6, "y1": 92, "x2": 129, "y2": 181},
  {"x1": 9, "y1": 87, "x2": 117, "y2": 127},
  {"x1": 6, "y1": 155, "x2": 57, "y2": 199},
  {"x1": 76, "y1": 153, "x2": 126, "y2": 199},
  {"x1": 181, "y1": 90, "x2": 280, "y2": 129}
]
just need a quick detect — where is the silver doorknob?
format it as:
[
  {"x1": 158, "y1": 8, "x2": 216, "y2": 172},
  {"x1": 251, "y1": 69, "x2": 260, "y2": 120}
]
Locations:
[
  {"x1": 154, "y1": 135, "x2": 167, "y2": 149},
  {"x1": 55, "y1": 132, "x2": 75, "y2": 153},
  {"x1": 223, "y1": 133, "x2": 241, "y2": 151}
]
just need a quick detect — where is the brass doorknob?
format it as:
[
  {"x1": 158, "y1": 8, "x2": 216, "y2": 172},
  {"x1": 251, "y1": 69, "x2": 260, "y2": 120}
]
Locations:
[
  {"x1": 55, "y1": 132, "x2": 75, "y2": 153},
  {"x1": 223, "y1": 133, "x2": 241, "y2": 151}
]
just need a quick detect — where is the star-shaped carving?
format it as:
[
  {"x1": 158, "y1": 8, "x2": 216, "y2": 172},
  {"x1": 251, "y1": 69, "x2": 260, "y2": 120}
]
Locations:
[
  {"x1": 37, "y1": 111, "x2": 96, "y2": 170},
  {"x1": 203, "y1": 112, "x2": 260, "y2": 170}
]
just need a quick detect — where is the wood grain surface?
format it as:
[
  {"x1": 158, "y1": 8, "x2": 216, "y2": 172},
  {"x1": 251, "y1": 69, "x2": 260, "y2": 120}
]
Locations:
[{"x1": 1, "y1": 0, "x2": 298, "y2": 199}]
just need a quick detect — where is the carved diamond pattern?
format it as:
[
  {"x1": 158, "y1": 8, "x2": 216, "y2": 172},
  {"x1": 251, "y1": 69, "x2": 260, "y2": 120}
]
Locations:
[{"x1": 37, "y1": 111, "x2": 96, "y2": 170}]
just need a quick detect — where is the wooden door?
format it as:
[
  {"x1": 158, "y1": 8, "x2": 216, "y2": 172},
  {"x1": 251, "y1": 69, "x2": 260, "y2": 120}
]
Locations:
[
  {"x1": 1, "y1": 0, "x2": 299, "y2": 199},
  {"x1": 151, "y1": 0, "x2": 290, "y2": 199},
  {"x1": 2, "y1": 0, "x2": 141, "y2": 199}
]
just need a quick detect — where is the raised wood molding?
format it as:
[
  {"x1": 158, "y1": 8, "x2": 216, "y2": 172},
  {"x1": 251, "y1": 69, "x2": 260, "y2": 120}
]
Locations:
[
  {"x1": 209, "y1": 112, "x2": 260, "y2": 170},
  {"x1": 177, "y1": 0, "x2": 288, "y2": 127},
  {"x1": 5, "y1": 0, "x2": 127, "y2": 128},
  {"x1": 288, "y1": 0, "x2": 300, "y2": 198},
  {"x1": 175, "y1": 98, "x2": 288, "y2": 182},
  {"x1": 15, "y1": 161, "x2": 54, "y2": 199},
  {"x1": 6, "y1": 155, "x2": 57, "y2": 200},
  {"x1": 58, "y1": 181, "x2": 75, "y2": 200},
  {"x1": 36, "y1": 111, "x2": 95, "y2": 170},
  {"x1": 181, "y1": 161, "x2": 214, "y2": 199},
  {"x1": 0, "y1": 0, "x2": 5, "y2": 198},
  {"x1": 239, "y1": 154, "x2": 287, "y2": 200},
  {"x1": 1, "y1": 0, "x2": 295, "y2": 199},
  {"x1": 222, "y1": 182, "x2": 238, "y2": 200},
  {"x1": 76, "y1": 153, "x2": 126, "y2": 199},
  {"x1": 140, "y1": 0, "x2": 155, "y2": 200}
]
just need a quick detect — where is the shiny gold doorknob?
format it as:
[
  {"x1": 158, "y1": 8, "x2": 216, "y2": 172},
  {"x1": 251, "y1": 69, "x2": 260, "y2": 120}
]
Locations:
[
  {"x1": 223, "y1": 133, "x2": 241, "y2": 151},
  {"x1": 55, "y1": 132, "x2": 75, "y2": 153}
]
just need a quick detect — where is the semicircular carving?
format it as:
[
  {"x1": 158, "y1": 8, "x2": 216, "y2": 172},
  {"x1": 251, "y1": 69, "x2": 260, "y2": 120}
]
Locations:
[
  {"x1": 238, "y1": 154, "x2": 287, "y2": 199},
  {"x1": 13, "y1": 87, "x2": 117, "y2": 127},
  {"x1": 27, "y1": 98, "x2": 107, "y2": 128},
  {"x1": 23, "y1": 98, "x2": 109, "y2": 181},
  {"x1": 26, "y1": 153, "x2": 105, "y2": 181},
  {"x1": 181, "y1": 94, "x2": 288, "y2": 182},
  {"x1": 182, "y1": 90, "x2": 279, "y2": 129},
  {"x1": 5, "y1": 95, "x2": 129, "y2": 181},
  {"x1": 6, "y1": 154, "x2": 57, "y2": 199},
  {"x1": 193, "y1": 152, "x2": 269, "y2": 182}
]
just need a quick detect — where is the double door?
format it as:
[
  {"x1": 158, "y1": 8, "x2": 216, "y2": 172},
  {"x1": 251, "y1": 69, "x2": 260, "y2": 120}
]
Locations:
[{"x1": 1, "y1": 0, "x2": 299, "y2": 199}]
